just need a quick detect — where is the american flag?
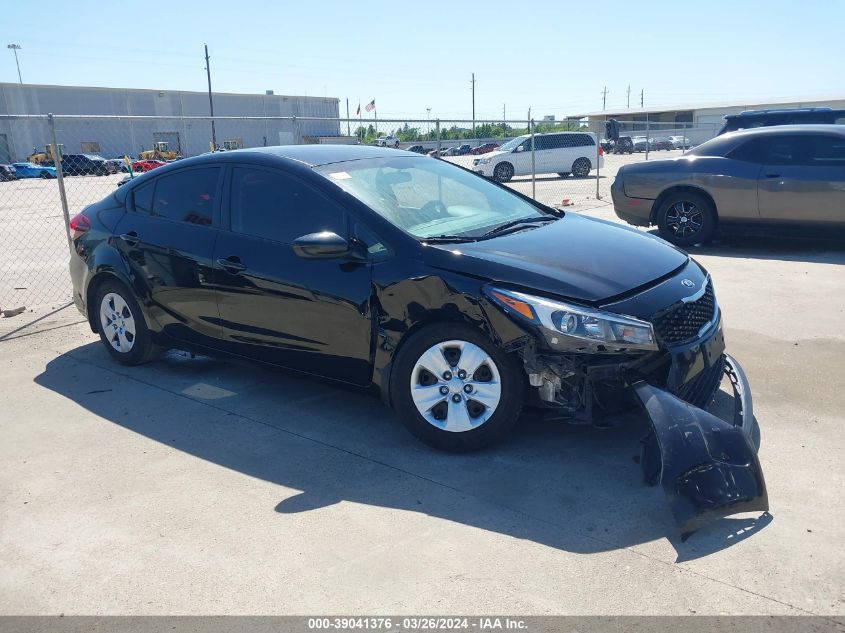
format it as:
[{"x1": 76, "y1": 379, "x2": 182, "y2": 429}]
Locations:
[{"x1": 365, "y1": 99, "x2": 376, "y2": 112}]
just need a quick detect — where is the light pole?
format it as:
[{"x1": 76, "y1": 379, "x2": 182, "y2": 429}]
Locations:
[
  {"x1": 7, "y1": 44, "x2": 22, "y2": 84},
  {"x1": 426, "y1": 108, "x2": 431, "y2": 138}
]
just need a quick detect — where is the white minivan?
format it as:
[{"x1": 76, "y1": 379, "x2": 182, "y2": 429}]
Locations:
[{"x1": 472, "y1": 132, "x2": 603, "y2": 182}]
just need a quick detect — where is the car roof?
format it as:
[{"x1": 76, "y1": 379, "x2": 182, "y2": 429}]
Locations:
[
  {"x1": 226, "y1": 144, "x2": 418, "y2": 166},
  {"x1": 720, "y1": 124, "x2": 845, "y2": 138},
  {"x1": 727, "y1": 107, "x2": 843, "y2": 119}
]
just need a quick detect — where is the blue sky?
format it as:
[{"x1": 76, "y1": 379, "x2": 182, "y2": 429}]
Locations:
[{"x1": 2, "y1": 0, "x2": 843, "y2": 120}]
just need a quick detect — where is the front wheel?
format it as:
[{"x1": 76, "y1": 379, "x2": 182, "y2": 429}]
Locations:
[
  {"x1": 656, "y1": 191, "x2": 717, "y2": 246},
  {"x1": 40, "y1": 171, "x2": 51, "y2": 179},
  {"x1": 493, "y1": 162, "x2": 514, "y2": 182},
  {"x1": 572, "y1": 157, "x2": 591, "y2": 178},
  {"x1": 390, "y1": 324, "x2": 524, "y2": 452}
]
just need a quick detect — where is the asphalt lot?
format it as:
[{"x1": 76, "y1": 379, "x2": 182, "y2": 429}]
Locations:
[{"x1": 1, "y1": 152, "x2": 844, "y2": 616}]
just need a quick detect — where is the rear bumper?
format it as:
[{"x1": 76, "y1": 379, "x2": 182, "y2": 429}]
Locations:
[{"x1": 611, "y1": 178, "x2": 652, "y2": 227}]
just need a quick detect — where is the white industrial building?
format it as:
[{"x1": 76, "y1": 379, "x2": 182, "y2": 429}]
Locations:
[
  {"x1": 567, "y1": 96, "x2": 845, "y2": 143},
  {"x1": 0, "y1": 83, "x2": 340, "y2": 163}
]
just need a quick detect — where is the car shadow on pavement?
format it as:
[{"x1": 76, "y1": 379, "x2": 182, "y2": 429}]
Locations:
[{"x1": 35, "y1": 342, "x2": 769, "y2": 561}]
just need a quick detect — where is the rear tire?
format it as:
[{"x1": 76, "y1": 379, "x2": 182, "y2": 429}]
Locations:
[
  {"x1": 94, "y1": 279, "x2": 159, "y2": 366},
  {"x1": 493, "y1": 162, "x2": 514, "y2": 182},
  {"x1": 655, "y1": 191, "x2": 717, "y2": 247},
  {"x1": 572, "y1": 157, "x2": 591, "y2": 178},
  {"x1": 390, "y1": 323, "x2": 524, "y2": 452}
]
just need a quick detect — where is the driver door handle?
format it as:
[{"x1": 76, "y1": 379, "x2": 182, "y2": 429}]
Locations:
[
  {"x1": 216, "y1": 257, "x2": 246, "y2": 273},
  {"x1": 765, "y1": 173, "x2": 781, "y2": 179}
]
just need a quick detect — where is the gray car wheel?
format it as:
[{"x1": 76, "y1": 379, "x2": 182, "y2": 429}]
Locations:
[
  {"x1": 493, "y1": 162, "x2": 514, "y2": 182},
  {"x1": 656, "y1": 191, "x2": 716, "y2": 247},
  {"x1": 572, "y1": 158, "x2": 591, "y2": 178}
]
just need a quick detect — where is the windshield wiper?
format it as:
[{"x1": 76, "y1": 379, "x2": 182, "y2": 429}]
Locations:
[
  {"x1": 480, "y1": 215, "x2": 558, "y2": 239},
  {"x1": 422, "y1": 235, "x2": 479, "y2": 244}
]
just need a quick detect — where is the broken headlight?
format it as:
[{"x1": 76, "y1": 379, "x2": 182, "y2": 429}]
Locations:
[{"x1": 488, "y1": 287, "x2": 658, "y2": 352}]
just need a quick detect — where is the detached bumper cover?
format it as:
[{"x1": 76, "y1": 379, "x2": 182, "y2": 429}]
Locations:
[{"x1": 634, "y1": 354, "x2": 768, "y2": 536}]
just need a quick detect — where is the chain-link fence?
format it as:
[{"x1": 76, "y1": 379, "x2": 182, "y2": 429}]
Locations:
[{"x1": 0, "y1": 113, "x2": 721, "y2": 311}]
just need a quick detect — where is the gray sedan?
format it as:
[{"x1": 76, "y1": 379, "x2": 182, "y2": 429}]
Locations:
[{"x1": 611, "y1": 125, "x2": 845, "y2": 246}]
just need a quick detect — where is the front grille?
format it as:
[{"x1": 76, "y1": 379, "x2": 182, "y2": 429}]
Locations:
[{"x1": 651, "y1": 281, "x2": 716, "y2": 346}]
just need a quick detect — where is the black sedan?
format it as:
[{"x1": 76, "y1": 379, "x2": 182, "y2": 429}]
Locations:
[{"x1": 68, "y1": 145, "x2": 766, "y2": 534}]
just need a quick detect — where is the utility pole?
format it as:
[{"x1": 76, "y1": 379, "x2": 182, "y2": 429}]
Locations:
[
  {"x1": 626, "y1": 85, "x2": 631, "y2": 108},
  {"x1": 7, "y1": 44, "x2": 22, "y2": 84},
  {"x1": 503, "y1": 104, "x2": 506, "y2": 128},
  {"x1": 601, "y1": 86, "x2": 608, "y2": 110},
  {"x1": 426, "y1": 107, "x2": 431, "y2": 138},
  {"x1": 346, "y1": 98, "x2": 350, "y2": 136},
  {"x1": 204, "y1": 43, "x2": 217, "y2": 149},
  {"x1": 471, "y1": 72, "x2": 476, "y2": 137},
  {"x1": 640, "y1": 89, "x2": 644, "y2": 108}
]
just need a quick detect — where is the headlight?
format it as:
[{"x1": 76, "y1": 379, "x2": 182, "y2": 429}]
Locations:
[
  {"x1": 477, "y1": 157, "x2": 491, "y2": 165},
  {"x1": 487, "y1": 287, "x2": 658, "y2": 352}
]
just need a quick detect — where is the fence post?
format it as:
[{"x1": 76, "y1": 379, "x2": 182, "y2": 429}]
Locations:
[
  {"x1": 645, "y1": 115, "x2": 651, "y2": 161},
  {"x1": 595, "y1": 127, "x2": 601, "y2": 200},
  {"x1": 435, "y1": 119, "x2": 441, "y2": 154},
  {"x1": 48, "y1": 113, "x2": 73, "y2": 254},
  {"x1": 530, "y1": 118, "x2": 536, "y2": 200}
]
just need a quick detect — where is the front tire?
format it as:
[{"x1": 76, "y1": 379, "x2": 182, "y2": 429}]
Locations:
[
  {"x1": 390, "y1": 323, "x2": 524, "y2": 452},
  {"x1": 94, "y1": 279, "x2": 159, "y2": 365},
  {"x1": 655, "y1": 191, "x2": 717, "y2": 246},
  {"x1": 493, "y1": 162, "x2": 514, "y2": 183}
]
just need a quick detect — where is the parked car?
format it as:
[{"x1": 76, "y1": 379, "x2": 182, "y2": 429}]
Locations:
[
  {"x1": 613, "y1": 136, "x2": 634, "y2": 154},
  {"x1": 0, "y1": 164, "x2": 18, "y2": 181},
  {"x1": 600, "y1": 138, "x2": 613, "y2": 153},
  {"x1": 374, "y1": 135, "x2": 400, "y2": 148},
  {"x1": 455, "y1": 144, "x2": 472, "y2": 156},
  {"x1": 106, "y1": 158, "x2": 130, "y2": 173},
  {"x1": 11, "y1": 161, "x2": 57, "y2": 179},
  {"x1": 632, "y1": 136, "x2": 649, "y2": 152},
  {"x1": 440, "y1": 147, "x2": 458, "y2": 157},
  {"x1": 132, "y1": 159, "x2": 167, "y2": 173},
  {"x1": 61, "y1": 154, "x2": 111, "y2": 176},
  {"x1": 650, "y1": 137, "x2": 675, "y2": 151},
  {"x1": 67, "y1": 144, "x2": 766, "y2": 534},
  {"x1": 718, "y1": 107, "x2": 845, "y2": 135},
  {"x1": 471, "y1": 143, "x2": 499, "y2": 155},
  {"x1": 669, "y1": 136, "x2": 692, "y2": 150},
  {"x1": 612, "y1": 125, "x2": 845, "y2": 246},
  {"x1": 472, "y1": 132, "x2": 604, "y2": 182},
  {"x1": 406, "y1": 145, "x2": 428, "y2": 154}
]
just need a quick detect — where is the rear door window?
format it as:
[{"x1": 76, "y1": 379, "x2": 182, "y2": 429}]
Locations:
[
  {"x1": 151, "y1": 167, "x2": 221, "y2": 226},
  {"x1": 801, "y1": 135, "x2": 845, "y2": 166}
]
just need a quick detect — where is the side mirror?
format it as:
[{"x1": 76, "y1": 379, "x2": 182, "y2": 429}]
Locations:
[
  {"x1": 293, "y1": 231, "x2": 366, "y2": 261},
  {"x1": 515, "y1": 145, "x2": 525, "y2": 153}
]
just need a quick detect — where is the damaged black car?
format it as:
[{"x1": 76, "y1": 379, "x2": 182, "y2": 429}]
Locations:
[{"x1": 68, "y1": 145, "x2": 768, "y2": 534}]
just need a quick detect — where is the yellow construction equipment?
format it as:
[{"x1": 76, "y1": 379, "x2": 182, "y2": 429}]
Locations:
[
  {"x1": 27, "y1": 144, "x2": 64, "y2": 165},
  {"x1": 138, "y1": 141, "x2": 179, "y2": 161}
]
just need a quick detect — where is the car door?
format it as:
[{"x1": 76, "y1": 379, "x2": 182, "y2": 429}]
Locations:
[
  {"x1": 509, "y1": 138, "x2": 534, "y2": 176},
  {"x1": 112, "y1": 166, "x2": 224, "y2": 345},
  {"x1": 212, "y1": 164, "x2": 374, "y2": 385},
  {"x1": 758, "y1": 133, "x2": 845, "y2": 225}
]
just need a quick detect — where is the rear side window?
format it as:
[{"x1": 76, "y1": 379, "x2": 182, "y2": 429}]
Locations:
[
  {"x1": 229, "y1": 166, "x2": 345, "y2": 243},
  {"x1": 133, "y1": 181, "x2": 155, "y2": 214},
  {"x1": 766, "y1": 137, "x2": 801, "y2": 165},
  {"x1": 804, "y1": 135, "x2": 845, "y2": 166},
  {"x1": 151, "y1": 167, "x2": 220, "y2": 226}
]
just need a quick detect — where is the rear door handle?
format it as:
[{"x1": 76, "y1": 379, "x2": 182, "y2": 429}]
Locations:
[
  {"x1": 119, "y1": 231, "x2": 139, "y2": 246},
  {"x1": 216, "y1": 257, "x2": 246, "y2": 273},
  {"x1": 765, "y1": 173, "x2": 781, "y2": 179}
]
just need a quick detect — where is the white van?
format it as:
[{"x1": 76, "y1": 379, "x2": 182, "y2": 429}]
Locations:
[{"x1": 472, "y1": 132, "x2": 604, "y2": 182}]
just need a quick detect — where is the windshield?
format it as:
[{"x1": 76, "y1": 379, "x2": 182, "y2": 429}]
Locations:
[
  {"x1": 315, "y1": 156, "x2": 549, "y2": 240},
  {"x1": 497, "y1": 136, "x2": 526, "y2": 152}
]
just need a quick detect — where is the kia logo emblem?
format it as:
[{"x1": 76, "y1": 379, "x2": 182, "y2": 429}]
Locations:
[{"x1": 681, "y1": 279, "x2": 695, "y2": 288}]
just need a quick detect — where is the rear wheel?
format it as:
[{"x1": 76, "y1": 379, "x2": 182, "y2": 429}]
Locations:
[
  {"x1": 390, "y1": 323, "x2": 524, "y2": 452},
  {"x1": 493, "y1": 162, "x2": 514, "y2": 182},
  {"x1": 656, "y1": 191, "x2": 717, "y2": 246},
  {"x1": 40, "y1": 171, "x2": 51, "y2": 179},
  {"x1": 95, "y1": 279, "x2": 159, "y2": 365},
  {"x1": 572, "y1": 157, "x2": 591, "y2": 178}
]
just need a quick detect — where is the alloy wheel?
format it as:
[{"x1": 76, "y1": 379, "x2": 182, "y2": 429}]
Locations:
[
  {"x1": 409, "y1": 340, "x2": 502, "y2": 433},
  {"x1": 665, "y1": 201, "x2": 703, "y2": 238},
  {"x1": 99, "y1": 292, "x2": 136, "y2": 353}
]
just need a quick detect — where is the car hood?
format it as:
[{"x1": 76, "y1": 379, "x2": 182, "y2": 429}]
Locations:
[
  {"x1": 478, "y1": 150, "x2": 508, "y2": 160},
  {"x1": 427, "y1": 213, "x2": 688, "y2": 304}
]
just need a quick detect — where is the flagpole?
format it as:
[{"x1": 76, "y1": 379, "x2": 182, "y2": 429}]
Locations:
[{"x1": 374, "y1": 103, "x2": 378, "y2": 139}]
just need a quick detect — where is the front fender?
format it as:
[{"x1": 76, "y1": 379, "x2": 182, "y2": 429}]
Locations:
[{"x1": 634, "y1": 354, "x2": 768, "y2": 537}]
